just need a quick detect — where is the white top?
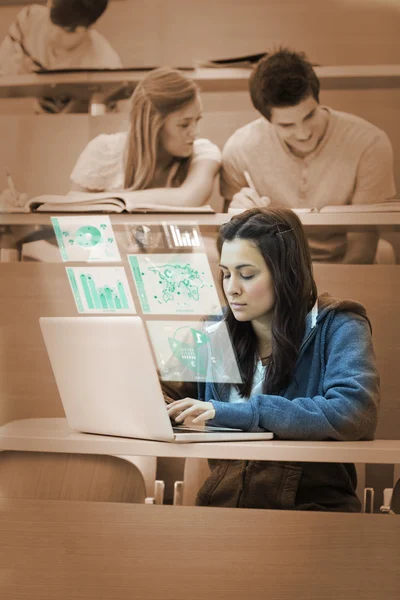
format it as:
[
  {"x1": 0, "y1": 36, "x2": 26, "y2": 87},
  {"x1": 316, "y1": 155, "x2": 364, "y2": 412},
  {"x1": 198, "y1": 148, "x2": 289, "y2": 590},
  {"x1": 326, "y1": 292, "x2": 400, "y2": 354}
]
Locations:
[
  {"x1": 0, "y1": 5, "x2": 122, "y2": 75},
  {"x1": 229, "y1": 361, "x2": 266, "y2": 403},
  {"x1": 70, "y1": 132, "x2": 222, "y2": 191}
]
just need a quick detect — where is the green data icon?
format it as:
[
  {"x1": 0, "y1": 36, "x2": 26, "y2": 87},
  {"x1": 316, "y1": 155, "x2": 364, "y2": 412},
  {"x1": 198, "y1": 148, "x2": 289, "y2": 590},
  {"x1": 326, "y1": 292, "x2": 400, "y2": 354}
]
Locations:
[
  {"x1": 168, "y1": 327, "x2": 208, "y2": 377},
  {"x1": 66, "y1": 267, "x2": 136, "y2": 313},
  {"x1": 52, "y1": 216, "x2": 120, "y2": 262},
  {"x1": 75, "y1": 225, "x2": 103, "y2": 248},
  {"x1": 146, "y1": 320, "x2": 243, "y2": 383}
]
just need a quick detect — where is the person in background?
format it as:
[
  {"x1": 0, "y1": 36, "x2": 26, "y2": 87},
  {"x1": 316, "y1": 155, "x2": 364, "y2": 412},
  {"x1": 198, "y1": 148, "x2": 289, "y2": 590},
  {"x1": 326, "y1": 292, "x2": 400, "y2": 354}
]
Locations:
[
  {"x1": 0, "y1": 0, "x2": 122, "y2": 113},
  {"x1": 0, "y1": 0, "x2": 121, "y2": 74},
  {"x1": 70, "y1": 67, "x2": 221, "y2": 208},
  {"x1": 167, "y1": 207, "x2": 380, "y2": 512},
  {"x1": 221, "y1": 48, "x2": 396, "y2": 264}
]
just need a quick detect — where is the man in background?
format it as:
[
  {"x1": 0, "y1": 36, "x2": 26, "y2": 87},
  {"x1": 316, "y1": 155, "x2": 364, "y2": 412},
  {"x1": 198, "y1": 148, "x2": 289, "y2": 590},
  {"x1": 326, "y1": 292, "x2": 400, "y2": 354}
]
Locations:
[
  {"x1": 0, "y1": 0, "x2": 121, "y2": 74},
  {"x1": 221, "y1": 48, "x2": 396, "y2": 263},
  {"x1": 0, "y1": 0, "x2": 122, "y2": 112}
]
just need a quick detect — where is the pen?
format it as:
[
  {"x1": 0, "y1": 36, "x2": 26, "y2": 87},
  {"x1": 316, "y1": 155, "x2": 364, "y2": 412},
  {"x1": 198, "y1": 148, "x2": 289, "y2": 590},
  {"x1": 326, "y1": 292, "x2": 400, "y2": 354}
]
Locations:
[
  {"x1": 5, "y1": 167, "x2": 17, "y2": 200},
  {"x1": 243, "y1": 170, "x2": 258, "y2": 194},
  {"x1": 243, "y1": 169, "x2": 271, "y2": 208}
]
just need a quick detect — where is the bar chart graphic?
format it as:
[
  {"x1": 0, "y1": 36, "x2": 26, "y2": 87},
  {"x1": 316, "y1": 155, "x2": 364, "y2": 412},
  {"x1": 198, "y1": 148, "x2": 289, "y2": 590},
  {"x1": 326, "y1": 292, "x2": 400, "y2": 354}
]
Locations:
[
  {"x1": 66, "y1": 267, "x2": 136, "y2": 314},
  {"x1": 52, "y1": 216, "x2": 121, "y2": 262},
  {"x1": 162, "y1": 223, "x2": 203, "y2": 249}
]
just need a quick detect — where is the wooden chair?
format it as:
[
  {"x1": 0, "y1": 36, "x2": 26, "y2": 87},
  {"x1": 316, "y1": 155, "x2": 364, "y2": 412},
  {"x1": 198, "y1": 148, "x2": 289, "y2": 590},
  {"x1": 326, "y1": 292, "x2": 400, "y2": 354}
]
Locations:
[
  {"x1": 0, "y1": 451, "x2": 164, "y2": 504},
  {"x1": 173, "y1": 458, "x2": 210, "y2": 506},
  {"x1": 388, "y1": 478, "x2": 400, "y2": 514},
  {"x1": 375, "y1": 238, "x2": 396, "y2": 264},
  {"x1": 380, "y1": 478, "x2": 400, "y2": 514}
]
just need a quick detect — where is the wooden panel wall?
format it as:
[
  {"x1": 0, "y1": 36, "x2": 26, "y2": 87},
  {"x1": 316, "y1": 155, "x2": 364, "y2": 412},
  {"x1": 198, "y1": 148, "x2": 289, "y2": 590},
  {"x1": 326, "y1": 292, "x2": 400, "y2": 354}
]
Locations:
[
  {"x1": 0, "y1": 114, "x2": 91, "y2": 196},
  {"x1": 143, "y1": 0, "x2": 400, "y2": 66},
  {"x1": 0, "y1": 1, "x2": 399, "y2": 67}
]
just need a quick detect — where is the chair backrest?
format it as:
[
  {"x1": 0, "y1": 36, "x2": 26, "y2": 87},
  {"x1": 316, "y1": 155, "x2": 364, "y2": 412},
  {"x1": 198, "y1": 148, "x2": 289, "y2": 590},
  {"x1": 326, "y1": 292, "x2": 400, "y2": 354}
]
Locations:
[
  {"x1": 174, "y1": 458, "x2": 211, "y2": 506},
  {"x1": 0, "y1": 451, "x2": 147, "y2": 503},
  {"x1": 389, "y1": 477, "x2": 400, "y2": 514}
]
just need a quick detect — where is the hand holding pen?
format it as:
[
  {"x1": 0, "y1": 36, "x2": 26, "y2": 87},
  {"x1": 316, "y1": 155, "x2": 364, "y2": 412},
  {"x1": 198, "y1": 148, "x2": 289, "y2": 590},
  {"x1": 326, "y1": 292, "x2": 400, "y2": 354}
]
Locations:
[
  {"x1": 1, "y1": 168, "x2": 27, "y2": 211},
  {"x1": 5, "y1": 168, "x2": 18, "y2": 200},
  {"x1": 230, "y1": 170, "x2": 271, "y2": 210}
]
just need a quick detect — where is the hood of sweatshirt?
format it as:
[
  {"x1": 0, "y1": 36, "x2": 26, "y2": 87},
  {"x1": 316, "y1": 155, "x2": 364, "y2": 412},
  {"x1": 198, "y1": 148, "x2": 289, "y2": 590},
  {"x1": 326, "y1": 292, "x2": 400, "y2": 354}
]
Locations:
[{"x1": 305, "y1": 293, "x2": 372, "y2": 339}]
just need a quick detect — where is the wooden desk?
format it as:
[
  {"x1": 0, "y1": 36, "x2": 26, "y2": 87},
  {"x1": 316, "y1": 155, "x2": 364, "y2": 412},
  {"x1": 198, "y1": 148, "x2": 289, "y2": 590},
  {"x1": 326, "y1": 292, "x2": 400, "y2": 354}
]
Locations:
[
  {"x1": 0, "y1": 497, "x2": 399, "y2": 600},
  {"x1": 2, "y1": 210, "x2": 400, "y2": 231},
  {"x1": 1, "y1": 65, "x2": 400, "y2": 104},
  {"x1": 1, "y1": 418, "x2": 400, "y2": 465}
]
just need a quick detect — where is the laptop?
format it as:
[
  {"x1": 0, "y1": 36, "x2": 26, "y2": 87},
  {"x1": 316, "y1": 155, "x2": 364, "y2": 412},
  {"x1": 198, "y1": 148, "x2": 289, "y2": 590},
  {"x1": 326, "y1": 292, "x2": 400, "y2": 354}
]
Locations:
[{"x1": 39, "y1": 316, "x2": 273, "y2": 443}]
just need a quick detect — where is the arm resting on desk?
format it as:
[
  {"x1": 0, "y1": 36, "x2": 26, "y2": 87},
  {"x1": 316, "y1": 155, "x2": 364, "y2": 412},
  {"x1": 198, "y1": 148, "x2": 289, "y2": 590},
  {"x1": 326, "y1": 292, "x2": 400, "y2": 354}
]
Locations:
[
  {"x1": 207, "y1": 314, "x2": 379, "y2": 440},
  {"x1": 71, "y1": 158, "x2": 219, "y2": 208}
]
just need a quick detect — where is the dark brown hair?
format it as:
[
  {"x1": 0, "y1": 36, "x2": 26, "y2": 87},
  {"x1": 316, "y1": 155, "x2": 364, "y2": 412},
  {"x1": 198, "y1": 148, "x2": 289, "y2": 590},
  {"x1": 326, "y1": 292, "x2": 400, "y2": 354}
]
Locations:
[
  {"x1": 218, "y1": 207, "x2": 318, "y2": 396},
  {"x1": 50, "y1": 0, "x2": 109, "y2": 30},
  {"x1": 249, "y1": 47, "x2": 320, "y2": 121}
]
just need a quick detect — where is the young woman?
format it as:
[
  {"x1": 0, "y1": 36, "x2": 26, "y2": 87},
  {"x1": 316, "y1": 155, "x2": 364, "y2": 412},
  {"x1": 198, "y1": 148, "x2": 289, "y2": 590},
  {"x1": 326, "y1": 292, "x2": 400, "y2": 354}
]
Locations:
[
  {"x1": 167, "y1": 207, "x2": 380, "y2": 512},
  {"x1": 70, "y1": 67, "x2": 221, "y2": 208}
]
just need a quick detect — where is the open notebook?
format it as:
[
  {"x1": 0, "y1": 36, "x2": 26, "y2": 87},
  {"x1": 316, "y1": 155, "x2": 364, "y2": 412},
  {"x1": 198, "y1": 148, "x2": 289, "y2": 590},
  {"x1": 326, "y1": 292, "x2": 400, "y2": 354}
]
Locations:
[
  {"x1": 228, "y1": 201, "x2": 400, "y2": 215},
  {"x1": 319, "y1": 202, "x2": 400, "y2": 213},
  {"x1": 3, "y1": 192, "x2": 215, "y2": 214}
]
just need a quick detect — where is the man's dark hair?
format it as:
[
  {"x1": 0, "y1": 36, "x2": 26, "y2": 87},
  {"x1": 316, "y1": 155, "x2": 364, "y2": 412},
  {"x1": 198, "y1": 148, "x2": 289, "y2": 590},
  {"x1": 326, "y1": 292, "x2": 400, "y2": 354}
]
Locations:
[
  {"x1": 50, "y1": 0, "x2": 109, "y2": 30},
  {"x1": 249, "y1": 48, "x2": 320, "y2": 121}
]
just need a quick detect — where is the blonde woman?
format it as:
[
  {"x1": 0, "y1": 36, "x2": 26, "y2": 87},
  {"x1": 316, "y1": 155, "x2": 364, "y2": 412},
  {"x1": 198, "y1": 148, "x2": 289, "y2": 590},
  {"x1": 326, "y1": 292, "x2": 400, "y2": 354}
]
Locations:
[{"x1": 70, "y1": 67, "x2": 221, "y2": 207}]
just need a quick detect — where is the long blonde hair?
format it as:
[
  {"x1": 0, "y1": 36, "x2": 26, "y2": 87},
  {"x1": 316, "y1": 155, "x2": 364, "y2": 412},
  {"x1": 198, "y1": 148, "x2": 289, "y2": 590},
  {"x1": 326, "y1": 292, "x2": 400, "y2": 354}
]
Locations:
[{"x1": 124, "y1": 67, "x2": 199, "y2": 190}]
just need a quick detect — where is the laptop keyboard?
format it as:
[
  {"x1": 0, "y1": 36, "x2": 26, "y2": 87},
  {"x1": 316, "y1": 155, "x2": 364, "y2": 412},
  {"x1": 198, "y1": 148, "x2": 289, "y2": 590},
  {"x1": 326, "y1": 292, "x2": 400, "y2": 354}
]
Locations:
[{"x1": 173, "y1": 425, "x2": 243, "y2": 433}]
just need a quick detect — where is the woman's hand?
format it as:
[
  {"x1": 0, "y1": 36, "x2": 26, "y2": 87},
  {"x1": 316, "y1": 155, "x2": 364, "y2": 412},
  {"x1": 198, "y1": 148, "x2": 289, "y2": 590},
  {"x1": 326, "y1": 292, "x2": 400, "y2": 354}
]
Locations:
[{"x1": 166, "y1": 398, "x2": 216, "y2": 424}]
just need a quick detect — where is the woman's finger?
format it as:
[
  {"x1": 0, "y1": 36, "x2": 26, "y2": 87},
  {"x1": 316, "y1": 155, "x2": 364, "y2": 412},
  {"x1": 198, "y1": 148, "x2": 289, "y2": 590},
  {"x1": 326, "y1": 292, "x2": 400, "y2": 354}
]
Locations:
[
  {"x1": 175, "y1": 403, "x2": 210, "y2": 421},
  {"x1": 192, "y1": 410, "x2": 215, "y2": 424},
  {"x1": 166, "y1": 399, "x2": 195, "y2": 415},
  {"x1": 166, "y1": 397, "x2": 195, "y2": 408},
  {"x1": 174, "y1": 405, "x2": 202, "y2": 422}
]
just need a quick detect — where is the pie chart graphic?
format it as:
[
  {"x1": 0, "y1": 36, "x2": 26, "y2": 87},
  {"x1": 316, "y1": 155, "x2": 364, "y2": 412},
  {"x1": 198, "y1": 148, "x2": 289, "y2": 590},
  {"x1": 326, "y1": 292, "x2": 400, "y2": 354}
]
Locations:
[{"x1": 75, "y1": 226, "x2": 102, "y2": 248}]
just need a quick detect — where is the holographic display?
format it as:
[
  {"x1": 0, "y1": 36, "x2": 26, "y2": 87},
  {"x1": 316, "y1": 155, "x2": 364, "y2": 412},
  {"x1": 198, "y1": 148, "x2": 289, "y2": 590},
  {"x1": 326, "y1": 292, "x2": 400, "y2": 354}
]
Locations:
[
  {"x1": 128, "y1": 253, "x2": 222, "y2": 315},
  {"x1": 66, "y1": 266, "x2": 136, "y2": 314},
  {"x1": 121, "y1": 223, "x2": 166, "y2": 253},
  {"x1": 52, "y1": 216, "x2": 120, "y2": 262},
  {"x1": 146, "y1": 320, "x2": 242, "y2": 383},
  {"x1": 162, "y1": 223, "x2": 203, "y2": 249}
]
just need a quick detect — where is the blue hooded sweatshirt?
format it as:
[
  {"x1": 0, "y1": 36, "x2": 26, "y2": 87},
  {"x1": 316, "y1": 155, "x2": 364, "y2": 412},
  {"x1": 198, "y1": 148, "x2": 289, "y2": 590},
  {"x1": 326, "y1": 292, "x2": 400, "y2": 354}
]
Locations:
[{"x1": 195, "y1": 294, "x2": 379, "y2": 511}]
